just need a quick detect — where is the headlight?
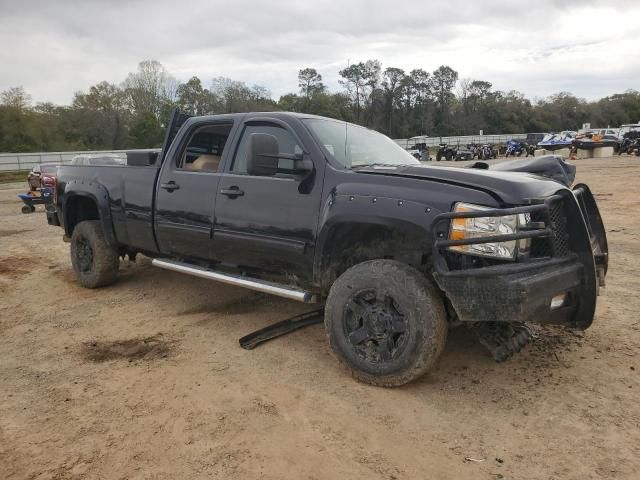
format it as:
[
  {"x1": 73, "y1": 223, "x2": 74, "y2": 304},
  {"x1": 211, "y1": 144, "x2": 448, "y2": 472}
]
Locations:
[{"x1": 448, "y1": 202, "x2": 530, "y2": 259}]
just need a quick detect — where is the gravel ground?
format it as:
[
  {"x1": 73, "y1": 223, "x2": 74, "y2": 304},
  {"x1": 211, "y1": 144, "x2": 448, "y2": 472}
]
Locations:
[{"x1": 1, "y1": 157, "x2": 639, "y2": 479}]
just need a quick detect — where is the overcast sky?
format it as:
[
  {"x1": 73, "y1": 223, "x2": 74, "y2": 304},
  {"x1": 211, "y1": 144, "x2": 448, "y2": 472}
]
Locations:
[{"x1": 1, "y1": 0, "x2": 638, "y2": 105}]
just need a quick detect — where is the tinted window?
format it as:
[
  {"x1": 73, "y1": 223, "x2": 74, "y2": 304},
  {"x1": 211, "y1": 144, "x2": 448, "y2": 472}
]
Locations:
[
  {"x1": 231, "y1": 124, "x2": 303, "y2": 174},
  {"x1": 178, "y1": 124, "x2": 232, "y2": 172}
]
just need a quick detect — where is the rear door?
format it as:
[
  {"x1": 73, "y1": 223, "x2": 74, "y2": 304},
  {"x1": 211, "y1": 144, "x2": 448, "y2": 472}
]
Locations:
[
  {"x1": 154, "y1": 119, "x2": 235, "y2": 260},
  {"x1": 212, "y1": 118, "x2": 323, "y2": 282}
]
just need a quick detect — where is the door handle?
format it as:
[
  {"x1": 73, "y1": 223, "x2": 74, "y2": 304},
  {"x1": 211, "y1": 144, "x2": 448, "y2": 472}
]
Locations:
[
  {"x1": 220, "y1": 186, "x2": 244, "y2": 198},
  {"x1": 160, "y1": 181, "x2": 180, "y2": 192}
]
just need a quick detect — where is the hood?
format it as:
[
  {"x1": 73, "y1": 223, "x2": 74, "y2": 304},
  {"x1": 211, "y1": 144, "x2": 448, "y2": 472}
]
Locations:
[
  {"x1": 489, "y1": 155, "x2": 575, "y2": 187},
  {"x1": 354, "y1": 163, "x2": 568, "y2": 204}
]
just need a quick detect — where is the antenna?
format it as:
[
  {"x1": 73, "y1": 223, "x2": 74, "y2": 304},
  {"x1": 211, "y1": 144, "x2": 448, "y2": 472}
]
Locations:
[{"x1": 345, "y1": 121, "x2": 349, "y2": 166}]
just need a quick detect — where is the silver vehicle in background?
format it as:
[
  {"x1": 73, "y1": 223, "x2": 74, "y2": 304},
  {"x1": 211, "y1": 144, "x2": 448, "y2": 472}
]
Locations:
[{"x1": 617, "y1": 124, "x2": 640, "y2": 140}]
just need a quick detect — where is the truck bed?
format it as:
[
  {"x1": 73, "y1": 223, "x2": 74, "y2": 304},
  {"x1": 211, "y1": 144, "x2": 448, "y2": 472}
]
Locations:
[{"x1": 56, "y1": 164, "x2": 161, "y2": 254}]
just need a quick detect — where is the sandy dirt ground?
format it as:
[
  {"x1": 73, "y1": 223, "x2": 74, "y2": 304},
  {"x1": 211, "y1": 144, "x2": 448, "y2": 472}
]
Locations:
[{"x1": 1, "y1": 157, "x2": 639, "y2": 480}]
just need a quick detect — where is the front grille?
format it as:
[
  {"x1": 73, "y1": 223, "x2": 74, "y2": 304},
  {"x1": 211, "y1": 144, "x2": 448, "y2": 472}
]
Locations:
[{"x1": 531, "y1": 199, "x2": 570, "y2": 258}]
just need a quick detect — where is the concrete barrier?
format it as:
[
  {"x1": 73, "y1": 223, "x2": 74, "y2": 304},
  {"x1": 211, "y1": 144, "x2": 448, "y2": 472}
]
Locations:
[
  {"x1": 575, "y1": 149, "x2": 592, "y2": 160},
  {"x1": 593, "y1": 147, "x2": 614, "y2": 158}
]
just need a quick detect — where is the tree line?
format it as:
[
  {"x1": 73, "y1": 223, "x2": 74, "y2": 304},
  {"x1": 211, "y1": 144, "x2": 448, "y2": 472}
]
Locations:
[{"x1": 1, "y1": 59, "x2": 639, "y2": 153}]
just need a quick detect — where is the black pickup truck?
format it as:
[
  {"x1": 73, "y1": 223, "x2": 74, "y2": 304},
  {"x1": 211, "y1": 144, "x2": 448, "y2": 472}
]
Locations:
[{"x1": 49, "y1": 111, "x2": 608, "y2": 386}]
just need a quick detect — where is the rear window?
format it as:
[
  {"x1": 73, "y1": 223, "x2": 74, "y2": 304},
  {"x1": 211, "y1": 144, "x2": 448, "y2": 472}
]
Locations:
[{"x1": 40, "y1": 165, "x2": 58, "y2": 174}]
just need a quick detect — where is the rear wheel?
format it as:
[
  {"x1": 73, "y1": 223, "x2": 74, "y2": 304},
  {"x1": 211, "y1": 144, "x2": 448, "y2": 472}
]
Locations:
[
  {"x1": 70, "y1": 220, "x2": 119, "y2": 288},
  {"x1": 324, "y1": 260, "x2": 448, "y2": 387}
]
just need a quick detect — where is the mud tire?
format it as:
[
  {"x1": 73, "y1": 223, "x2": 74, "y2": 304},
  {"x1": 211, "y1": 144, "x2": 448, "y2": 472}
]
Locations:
[
  {"x1": 325, "y1": 260, "x2": 448, "y2": 387},
  {"x1": 70, "y1": 220, "x2": 119, "y2": 288}
]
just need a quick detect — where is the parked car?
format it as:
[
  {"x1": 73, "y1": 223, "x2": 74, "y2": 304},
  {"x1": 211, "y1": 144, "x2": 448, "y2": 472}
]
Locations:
[
  {"x1": 589, "y1": 128, "x2": 619, "y2": 137},
  {"x1": 27, "y1": 163, "x2": 58, "y2": 190},
  {"x1": 49, "y1": 111, "x2": 608, "y2": 387}
]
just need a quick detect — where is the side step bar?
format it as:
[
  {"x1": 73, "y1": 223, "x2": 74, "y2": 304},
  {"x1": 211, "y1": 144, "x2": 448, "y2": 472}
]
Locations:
[{"x1": 151, "y1": 258, "x2": 318, "y2": 303}]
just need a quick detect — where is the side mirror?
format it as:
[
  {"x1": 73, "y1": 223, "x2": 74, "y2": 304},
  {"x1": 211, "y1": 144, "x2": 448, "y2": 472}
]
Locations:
[
  {"x1": 291, "y1": 155, "x2": 313, "y2": 174},
  {"x1": 247, "y1": 133, "x2": 279, "y2": 176}
]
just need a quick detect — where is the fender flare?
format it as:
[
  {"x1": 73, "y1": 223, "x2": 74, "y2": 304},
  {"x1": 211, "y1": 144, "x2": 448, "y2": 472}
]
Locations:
[
  {"x1": 63, "y1": 180, "x2": 117, "y2": 246},
  {"x1": 313, "y1": 211, "x2": 432, "y2": 287}
]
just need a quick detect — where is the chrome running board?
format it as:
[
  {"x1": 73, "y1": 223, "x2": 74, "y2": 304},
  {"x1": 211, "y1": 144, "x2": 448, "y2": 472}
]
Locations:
[{"x1": 151, "y1": 258, "x2": 318, "y2": 303}]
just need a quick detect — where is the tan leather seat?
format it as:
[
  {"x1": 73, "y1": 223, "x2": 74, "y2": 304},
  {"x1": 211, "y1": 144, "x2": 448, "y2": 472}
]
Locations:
[{"x1": 186, "y1": 154, "x2": 221, "y2": 172}]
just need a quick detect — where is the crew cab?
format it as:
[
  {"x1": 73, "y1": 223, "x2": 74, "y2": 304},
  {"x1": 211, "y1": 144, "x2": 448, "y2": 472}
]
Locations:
[{"x1": 48, "y1": 111, "x2": 608, "y2": 386}]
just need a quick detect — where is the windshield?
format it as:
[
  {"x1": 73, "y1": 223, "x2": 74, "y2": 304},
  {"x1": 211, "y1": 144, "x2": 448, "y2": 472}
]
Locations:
[{"x1": 303, "y1": 118, "x2": 419, "y2": 168}]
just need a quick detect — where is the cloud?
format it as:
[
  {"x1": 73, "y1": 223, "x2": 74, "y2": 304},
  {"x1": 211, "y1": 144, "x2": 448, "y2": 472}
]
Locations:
[{"x1": 0, "y1": 0, "x2": 638, "y2": 104}]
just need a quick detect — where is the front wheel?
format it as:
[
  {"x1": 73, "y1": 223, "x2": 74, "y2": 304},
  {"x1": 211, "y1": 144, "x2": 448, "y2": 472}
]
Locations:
[
  {"x1": 324, "y1": 260, "x2": 448, "y2": 387},
  {"x1": 70, "y1": 220, "x2": 119, "y2": 288}
]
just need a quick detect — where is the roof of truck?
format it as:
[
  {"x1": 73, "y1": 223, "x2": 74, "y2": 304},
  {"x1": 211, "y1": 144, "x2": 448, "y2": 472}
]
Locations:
[{"x1": 192, "y1": 111, "x2": 343, "y2": 122}]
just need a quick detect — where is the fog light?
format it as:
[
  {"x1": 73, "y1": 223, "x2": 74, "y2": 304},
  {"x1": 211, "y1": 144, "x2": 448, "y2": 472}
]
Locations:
[{"x1": 550, "y1": 293, "x2": 567, "y2": 310}]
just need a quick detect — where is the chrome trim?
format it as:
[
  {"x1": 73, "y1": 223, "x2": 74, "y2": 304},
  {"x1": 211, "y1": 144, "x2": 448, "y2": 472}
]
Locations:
[{"x1": 151, "y1": 258, "x2": 317, "y2": 303}]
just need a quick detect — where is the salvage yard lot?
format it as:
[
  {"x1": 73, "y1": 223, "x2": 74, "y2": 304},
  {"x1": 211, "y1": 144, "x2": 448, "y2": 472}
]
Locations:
[{"x1": 1, "y1": 157, "x2": 639, "y2": 479}]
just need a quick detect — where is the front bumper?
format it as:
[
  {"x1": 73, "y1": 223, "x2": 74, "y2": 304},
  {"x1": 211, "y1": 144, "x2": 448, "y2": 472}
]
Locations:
[
  {"x1": 435, "y1": 256, "x2": 583, "y2": 326},
  {"x1": 431, "y1": 186, "x2": 607, "y2": 329}
]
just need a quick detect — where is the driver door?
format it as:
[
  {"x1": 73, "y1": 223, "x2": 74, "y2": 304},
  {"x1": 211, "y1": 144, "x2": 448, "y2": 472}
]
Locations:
[{"x1": 213, "y1": 120, "x2": 322, "y2": 282}]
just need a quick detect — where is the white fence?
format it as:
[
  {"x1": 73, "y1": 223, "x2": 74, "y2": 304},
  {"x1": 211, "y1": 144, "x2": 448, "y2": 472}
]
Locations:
[
  {"x1": 0, "y1": 149, "x2": 159, "y2": 171},
  {"x1": 395, "y1": 134, "x2": 525, "y2": 149}
]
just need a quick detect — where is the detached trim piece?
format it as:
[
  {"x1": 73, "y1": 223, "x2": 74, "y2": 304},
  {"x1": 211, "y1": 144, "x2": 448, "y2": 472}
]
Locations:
[{"x1": 151, "y1": 258, "x2": 317, "y2": 303}]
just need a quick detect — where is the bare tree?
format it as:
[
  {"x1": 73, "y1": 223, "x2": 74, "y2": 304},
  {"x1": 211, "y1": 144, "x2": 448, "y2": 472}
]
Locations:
[
  {"x1": 1, "y1": 86, "x2": 32, "y2": 111},
  {"x1": 122, "y1": 60, "x2": 177, "y2": 118}
]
